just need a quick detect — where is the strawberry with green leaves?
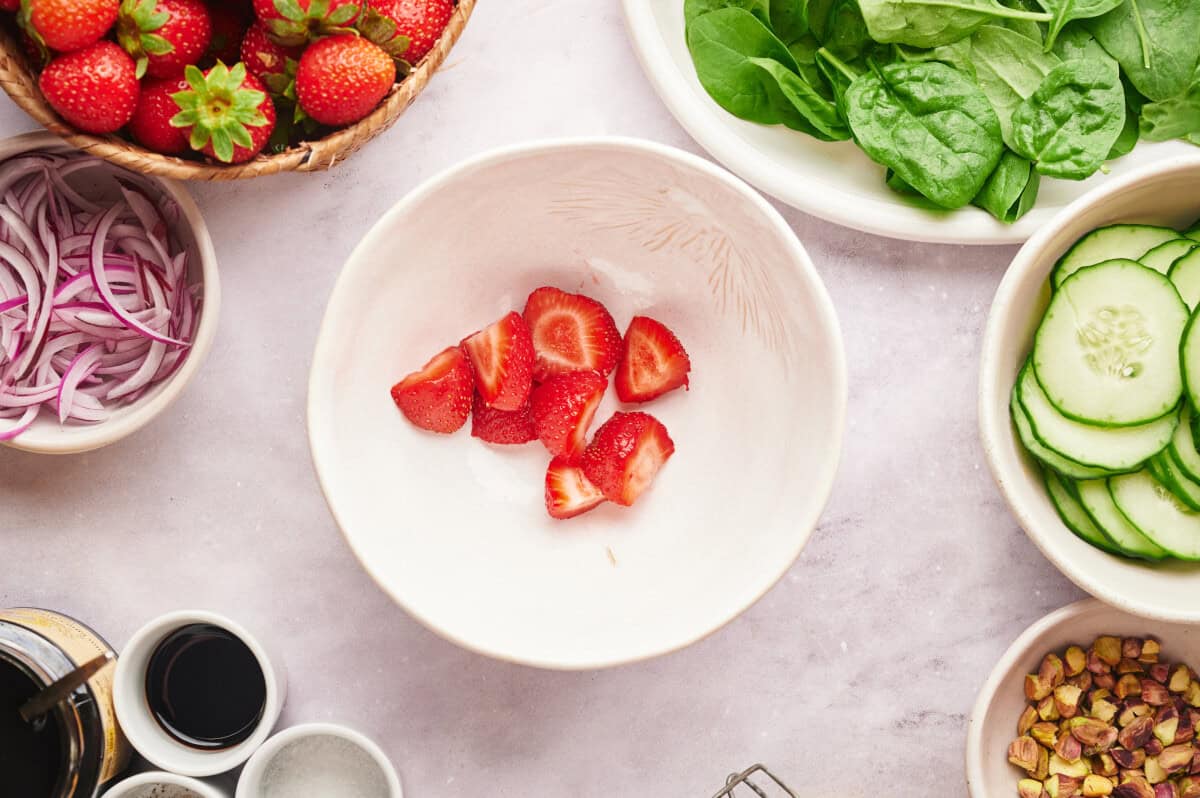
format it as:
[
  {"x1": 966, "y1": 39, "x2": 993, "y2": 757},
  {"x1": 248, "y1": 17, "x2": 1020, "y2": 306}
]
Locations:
[
  {"x1": 129, "y1": 76, "x2": 190, "y2": 153},
  {"x1": 241, "y1": 21, "x2": 301, "y2": 83},
  {"x1": 117, "y1": 0, "x2": 211, "y2": 78},
  {"x1": 365, "y1": 0, "x2": 452, "y2": 64},
  {"x1": 170, "y1": 62, "x2": 276, "y2": 163},
  {"x1": 39, "y1": 41, "x2": 140, "y2": 134},
  {"x1": 253, "y1": 0, "x2": 360, "y2": 47},
  {"x1": 205, "y1": 0, "x2": 252, "y2": 65},
  {"x1": 296, "y1": 34, "x2": 395, "y2": 127},
  {"x1": 19, "y1": 0, "x2": 119, "y2": 53}
]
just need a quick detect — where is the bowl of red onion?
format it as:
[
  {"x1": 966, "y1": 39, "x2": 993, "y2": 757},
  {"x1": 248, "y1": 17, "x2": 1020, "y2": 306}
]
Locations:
[{"x1": 0, "y1": 131, "x2": 219, "y2": 454}]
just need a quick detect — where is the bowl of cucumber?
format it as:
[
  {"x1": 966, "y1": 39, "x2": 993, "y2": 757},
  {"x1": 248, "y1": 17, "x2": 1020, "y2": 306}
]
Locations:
[{"x1": 981, "y1": 155, "x2": 1200, "y2": 623}]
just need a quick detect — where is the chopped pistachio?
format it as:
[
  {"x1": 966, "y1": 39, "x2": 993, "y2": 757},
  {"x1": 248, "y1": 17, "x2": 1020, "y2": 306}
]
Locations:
[
  {"x1": 1113, "y1": 778, "x2": 1155, "y2": 798},
  {"x1": 1120, "y1": 659, "x2": 1148, "y2": 676},
  {"x1": 1097, "y1": 637, "x2": 1124, "y2": 667},
  {"x1": 1066, "y1": 646, "x2": 1089, "y2": 677},
  {"x1": 1095, "y1": 753, "x2": 1119, "y2": 776},
  {"x1": 1057, "y1": 685, "x2": 1084, "y2": 719},
  {"x1": 1019, "y1": 705, "x2": 1039, "y2": 735},
  {"x1": 1146, "y1": 739, "x2": 1165, "y2": 757},
  {"x1": 1119, "y1": 717, "x2": 1156, "y2": 751},
  {"x1": 1170, "y1": 666, "x2": 1193, "y2": 693},
  {"x1": 1155, "y1": 783, "x2": 1179, "y2": 798},
  {"x1": 1158, "y1": 744, "x2": 1195, "y2": 774},
  {"x1": 1145, "y1": 756, "x2": 1167, "y2": 784},
  {"x1": 1093, "y1": 699, "x2": 1120, "y2": 724},
  {"x1": 1112, "y1": 748, "x2": 1146, "y2": 770},
  {"x1": 1041, "y1": 695, "x2": 1063, "y2": 722},
  {"x1": 1093, "y1": 650, "x2": 1116, "y2": 675},
  {"x1": 1143, "y1": 680, "x2": 1171, "y2": 707},
  {"x1": 1154, "y1": 707, "x2": 1180, "y2": 746},
  {"x1": 1185, "y1": 681, "x2": 1200, "y2": 708},
  {"x1": 1118, "y1": 675, "x2": 1145, "y2": 701},
  {"x1": 1084, "y1": 774, "x2": 1116, "y2": 796},
  {"x1": 1177, "y1": 777, "x2": 1200, "y2": 798},
  {"x1": 1042, "y1": 655, "x2": 1068, "y2": 689},
  {"x1": 1097, "y1": 673, "x2": 1117, "y2": 690},
  {"x1": 1029, "y1": 674, "x2": 1053, "y2": 701},
  {"x1": 1149, "y1": 663, "x2": 1171, "y2": 684},
  {"x1": 1033, "y1": 722, "x2": 1060, "y2": 749},
  {"x1": 1019, "y1": 778, "x2": 1049, "y2": 798},
  {"x1": 1051, "y1": 753, "x2": 1092, "y2": 779},
  {"x1": 1057, "y1": 732, "x2": 1084, "y2": 761},
  {"x1": 1142, "y1": 640, "x2": 1162, "y2": 664}
]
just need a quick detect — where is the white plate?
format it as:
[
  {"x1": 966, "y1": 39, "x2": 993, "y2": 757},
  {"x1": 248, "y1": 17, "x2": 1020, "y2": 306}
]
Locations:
[
  {"x1": 621, "y1": 0, "x2": 1198, "y2": 245},
  {"x1": 308, "y1": 137, "x2": 847, "y2": 669}
]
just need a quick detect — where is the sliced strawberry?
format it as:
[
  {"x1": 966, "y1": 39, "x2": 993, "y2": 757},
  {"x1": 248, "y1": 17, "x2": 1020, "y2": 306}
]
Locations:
[
  {"x1": 615, "y1": 316, "x2": 691, "y2": 403},
  {"x1": 471, "y1": 393, "x2": 536, "y2": 445},
  {"x1": 581, "y1": 412, "x2": 675, "y2": 507},
  {"x1": 522, "y1": 286, "x2": 622, "y2": 382},
  {"x1": 390, "y1": 346, "x2": 473, "y2": 434},
  {"x1": 529, "y1": 370, "x2": 607, "y2": 458},
  {"x1": 460, "y1": 311, "x2": 534, "y2": 412},
  {"x1": 545, "y1": 455, "x2": 606, "y2": 520}
]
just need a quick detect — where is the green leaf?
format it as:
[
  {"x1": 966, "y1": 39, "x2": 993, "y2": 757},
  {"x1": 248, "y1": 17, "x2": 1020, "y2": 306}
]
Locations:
[
  {"x1": 685, "y1": 0, "x2": 772, "y2": 27},
  {"x1": 1050, "y1": 22, "x2": 1109, "y2": 60},
  {"x1": 184, "y1": 64, "x2": 206, "y2": 93},
  {"x1": 856, "y1": 0, "x2": 1051, "y2": 49},
  {"x1": 1086, "y1": 0, "x2": 1200, "y2": 101},
  {"x1": 820, "y1": 0, "x2": 871, "y2": 60},
  {"x1": 1107, "y1": 89, "x2": 1141, "y2": 157},
  {"x1": 892, "y1": 38, "x2": 976, "y2": 77},
  {"x1": 1140, "y1": 66, "x2": 1200, "y2": 141},
  {"x1": 968, "y1": 25, "x2": 1060, "y2": 148},
  {"x1": 328, "y1": 1, "x2": 359, "y2": 25},
  {"x1": 770, "y1": 0, "x2": 808, "y2": 41},
  {"x1": 1010, "y1": 57, "x2": 1126, "y2": 179},
  {"x1": 844, "y1": 61, "x2": 1004, "y2": 207},
  {"x1": 141, "y1": 33, "x2": 174, "y2": 56},
  {"x1": 1032, "y1": 0, "x2": 1121, "y2": 48},
  {"x1": 209, "y1": 128, "x2": 234, "y2": 163},
  {"x1": 973, "y1": 151, "x2": 1040, "y2": 222},
  {"x1": 747, "y1": 56, "x2": 850, "y2": 139},
  {"x1": 274, "y1": 0, "x2": 306, "y2": 21}
]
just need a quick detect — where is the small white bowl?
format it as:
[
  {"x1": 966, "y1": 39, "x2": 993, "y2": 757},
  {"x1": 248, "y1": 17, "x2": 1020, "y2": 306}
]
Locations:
[
  {"x1": 104, "y1": 771, "x2": 231, "y2": 798},
  {"x1": 308, "y1": 137, "x2": 847, "y2": 669},
  {"x1": 966, "y1": 598, "x2": 1200, "y2": 798},
  {"x1": 980, "y1": 155, "x2": 1200, "y2": 622},
  {"x1": 0, "y1": 131, "x2": 219, "y2": 455},
  {"x1": 235, "y1": 723, "x2": 401, "y2": 798}
]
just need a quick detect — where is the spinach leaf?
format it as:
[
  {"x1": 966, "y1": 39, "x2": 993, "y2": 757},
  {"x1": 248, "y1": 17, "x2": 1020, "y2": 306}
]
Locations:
[
  {"x1": 788, "y1": 34, "x2": 835, "y2": 98},
  {"x1": 770, "y1": 0, "x2": 809, "y2": 41},
  {"x1": 844, "y1": 61, "x2": 1004, "y2": 207},
  {"x1": 968, "y1": 26, "x2": 1060, "y2": 147},
  {"x1": 749, "y1": 57, "x2": 852, "y2": 138},
  {"x1": 1140, "y1": 66, "x2": 1200, "y2": 141},
  {"x1": 821, "y1": 0, "x2": 872, "y2": 60},
  {"x1": 805, "y1": 0, "x2": 837, "y2": 38},
  {"x1": 1050, "y1": 22, "x2": 1109, "y2": 60},
  {"x1": 685, "y1": 0, "x2": 772, "y2": 26},
  {"x1": 973, "y1": 151, "x2": 1041, "y2": 222},
  {"x1": 1108, "y1": 93, "x2": 1141, "y2": 157},
  {"x1": 1032, "y1": 0, "x2": 1122, "y2": 49},
  {"x1": 1086, "y1": 0, "x2": 1200, "y2": 102},
  {"x1": 815, "y1": 46, "x2": 858, "y2": 116},
  {"x1": 999, "y1": 0, "x2": 1047, "y2": 43},
  {"x1": 856, "y1": 0, "x2": 1051, "y2": 49},
  {"x1": 1187, "y1": 133, "x2": 1200, "y2": 147},
  {"x1": 884, "y1": 169, "x2": 950, "y2": 208},
  {"x1": 893, "y1": 39, "x2": 976, "y2": 77},
  {"x1": 1010, "y1": 57, "x2": 1126, "y2": 179}
]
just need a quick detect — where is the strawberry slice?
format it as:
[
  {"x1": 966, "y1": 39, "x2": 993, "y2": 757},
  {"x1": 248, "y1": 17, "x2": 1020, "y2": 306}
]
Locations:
[
  {"x1": 581, "y1": 411, "x2": 675, "y2": 506},
  {"x1": 471, "y1": 393, "x2": 536, "y2": 445},
  {"x1": 460, "y1": 311, "x2": 534, "y2": 411},
  {"x1": 522, "y1": 286, "x2": 622, "y2": 382},
  {"x1": 390, "y1": 346, "x2": 473, "y2": 434},
  {"x1": 615, "y1": 316, "x2": 691, "y2": 403},
  {"x1": 545, "y1": 455, "x2": 606, "y2": 519},
  {"x1": 530, "y1": 370, "x2": 608, "y2": 457}
]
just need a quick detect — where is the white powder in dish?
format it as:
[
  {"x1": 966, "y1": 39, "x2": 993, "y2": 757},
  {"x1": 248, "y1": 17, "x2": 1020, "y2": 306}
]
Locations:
[
  {"x1": 125, "y1": 786, "x2": 201, "y2": 798},
  {"x1": 260, "y1": 735, "x2": 390, "y2": 798}
]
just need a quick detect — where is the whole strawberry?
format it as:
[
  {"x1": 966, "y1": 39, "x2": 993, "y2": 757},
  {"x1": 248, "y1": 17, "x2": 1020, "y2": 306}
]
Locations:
[
  {"x1": 0, "y1": 0, "x2": 18, "y2": 11},
  {"x1": 129, "y1": 77, "x2": 190, "y2": 153},
  {"x1": 19, "y1": 0, "x2": 120, "y2": 53},
  {"x1": 241, "y1": 21, "x2": 300, "y2": 84},
  {"x1": 117, "y1": 0, "x2": 212, "y2": 79},
  {"x1": 170, "y1": 62, "x2": 276, "y2": 163},
  {"x1": 366, "y1": 0, "x2": 452, "y2": 64},
  {"x1": 39, "y1": 41, "x2": 139, "y2": 134},
  {"x1": 296, "y1": 34, "x2": 395, "y2": 127},
  {"x1": 253, "y1": 0, "x2": 360, "y2": 47},
  {"x1": 205, "y1": 0, "x2": 252, "y2": 65}
]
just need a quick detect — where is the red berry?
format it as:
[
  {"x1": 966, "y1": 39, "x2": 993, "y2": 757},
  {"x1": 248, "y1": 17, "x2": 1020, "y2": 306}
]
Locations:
[
  {"x1": 0, "y1": 0, "x2": 19, "y2": 11},
  {"x1": 390, "y1": 346, "x2": 473, "y2": 434},
  {"x1": 530, "y1": 371, "x2": 608, "y2": 458},
  {"x1": 615, "y1": 316, "x2": 691, "y2": 403},
  {"x1": 128, "y1": 76, "x2": 190, "y2": 154},
  {"x1": 470, "y1": 393, "x2": 536, "y2": 445},
  {"x1": 295, "y1": 34, "x2": 395, "y2": 127},
  {"x1": 204, "y1": 0, "x2": 251, "y2": 66},
  {"x1": 459, "y1": 312, "x2": 535, "y2": 413},
  {"x1": 117, "y1": 0, "x2": 211, "y2": 79},
  {"x1": 581, "y1": 412, "x2": 675, "y2": 507},
  {"x1": 23, "y1": 0, "x2": 119, "y2": 53},
  {"x1": 170, "y1": 63, "x2": 276, "y2": 164},
  {"x1": 545, "y1": 456, "x2": 606, "y2": 520},
  {"x1": 366, "y1": 0, "x2": 452, "y2": 63},
  {"x1": 39, "y1": 42, "x2": 139, "y2": 134},
  {"x1": 522, "y1": 287, "x2": 622, "y2": 382},
  {"x1": 240, "y1": 21, "x2": 300, "y2": 83},
  {"x1": 253, "y1": 0, "x2": 360, "y2": 46}
]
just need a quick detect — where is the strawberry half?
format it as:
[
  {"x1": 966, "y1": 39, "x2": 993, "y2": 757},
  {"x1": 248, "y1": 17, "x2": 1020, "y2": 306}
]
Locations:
[
  {"x1": 460, "y1": 311, "x2": 534, "y2": 412},
  {"x1": 471, "y1": 393, "x2": 536, "y2": 445},
  {"x1": 522, "y1": 286, "x2": 622, "y2": 382},
  {"x1": 615, "y1": 316, "x2": 691, "y2": 403},
  {"x1": 545, "y1": 455, "x2": 606, "y2": 520},
  {"x1": 530, "y1": 370, "x2": 607, "y2": 458},
  {"x1": 581, "y1": 412, "x2": 675, "y2": 507},
  {"x1": 390, "y1": 346, "x2": 473, "y2": 434}
]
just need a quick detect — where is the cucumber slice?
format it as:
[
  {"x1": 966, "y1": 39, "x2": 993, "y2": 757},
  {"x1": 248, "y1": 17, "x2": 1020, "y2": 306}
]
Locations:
[
  {"x1": 1017, "y1": 364, "x2": 1175, "y2": 470},
  {"x1": 1011, "y1": 393, "x2": 1115, "y2": 480},
  {"x1": 1045, "y1": 470, "x2": 1123, "y2": 555},
  {"x1": 1153, "y1": 451, "x2": 1200, "y2": 510},
  {"x1": 1141, "y1": 239, "x2": 1197, "y2": 274},
  {"x1": 1186, "y1": 222, "x2": 1200, "y2": 243},
  {"x1": 1054, "y1": 225, "x2": 1181, "y2": 288},
  {"x1": 1110, "y1": 470, "x2": 1200, "y2": 560},
  {"x1": 1181, "y1": 308, "x2": 1200, "y2": 412},
  {"x1": 1148, "y1": 452, "x2": 1171, "y2": 484},
  {"x1": 1077, "y1": 477, "x2": 1169, "y2": 560},
  {"x1": 1169, "y1": 249, "x2": 1200, "y2": 309},
  {"x1": 1033, "y1": 260, "x2": 1188, "y2": 426},
  {"x1": 1168, "y1": 403, "x2": 1200, "y2": 483}
]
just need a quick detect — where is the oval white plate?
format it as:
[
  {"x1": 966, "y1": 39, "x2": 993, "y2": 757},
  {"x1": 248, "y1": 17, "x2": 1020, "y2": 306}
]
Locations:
[
  {"x1": 308, "y1": 137, "x2": 847, "y2": 669},
  {"x1": 621, "y1": 0, "x2": 1197, "y2": 245}
]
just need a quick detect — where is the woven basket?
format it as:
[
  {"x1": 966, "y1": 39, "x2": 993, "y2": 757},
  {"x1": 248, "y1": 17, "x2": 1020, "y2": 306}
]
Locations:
[{"x1": 0, "y1": 0, "x2": 475, "y2": 180}]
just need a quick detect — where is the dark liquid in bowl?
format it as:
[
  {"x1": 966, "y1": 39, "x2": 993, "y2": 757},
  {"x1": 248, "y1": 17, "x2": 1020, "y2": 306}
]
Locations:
[
  {"x1": 145, "y1": 624, "x2": 266, "y2": 750},
  {"x1": 0, "y1": 658, "x2": 63, "y2": 798}
]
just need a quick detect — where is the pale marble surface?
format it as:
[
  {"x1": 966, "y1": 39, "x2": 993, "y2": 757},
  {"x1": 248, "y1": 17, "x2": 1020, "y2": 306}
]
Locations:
[{"x1": 0, "y1": 1, "x2": 1087, "y2": 795}]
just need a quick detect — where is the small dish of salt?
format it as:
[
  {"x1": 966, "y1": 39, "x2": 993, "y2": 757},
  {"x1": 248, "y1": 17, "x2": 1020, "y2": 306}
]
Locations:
[
  {"x1": 235, "y1": 723, "x2": 401, "y2": 798},
  {"x1": 104, "y1": 771, "x2": 230, "y2": 798}
]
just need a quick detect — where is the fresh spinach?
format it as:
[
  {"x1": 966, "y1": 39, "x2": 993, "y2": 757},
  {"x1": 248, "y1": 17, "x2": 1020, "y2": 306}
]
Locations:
[
  {"x1": 1010, "y1": 57, "x2": 1126, "y2": 179},
  {"x1": 893, "y1": 39, "x2": 976, "y2": 77},
  {"x1": 968, "y1": 26, "x2": 1060, "y2": 147},
  {"x1": 1108, "y1": 93, "x2": 1141, "y2": 156},
  {"x1": 973, "y1": 151, "x2": 1041, "y2": 222},
  {"x1": 770, "y1": 0, "x2": 810, "y2": 41},
  {"x1": 1086, "y1": 0, "x2": 1200, "y2": 101},
  {"x1": 821, "y1": 0, "x2": 872, "y2": 60},
  {"x1": 1140, "y1": 66, "x2": 1200, "y2": 141},
  {"x1": 1033, "y1": 0, "x2": 1123, "y2": 49},
  {"x1": 788, "y1": 34, "x2": 835, "y2": 98},
  {"x1": 685, "y1": 0, "x2": 772, "y2": 26},
  {"x1": 856, "y1": 0, "x2": 1051, "y2": 49},
  {"x1": 844, "y1": 61, "x2": 1004, "y2": 207},
  {"x1": 749, "y1": 57, "x2": 852, "y2": 138}
]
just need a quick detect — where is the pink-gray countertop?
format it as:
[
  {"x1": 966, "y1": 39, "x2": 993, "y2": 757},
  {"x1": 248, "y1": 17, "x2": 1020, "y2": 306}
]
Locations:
[{"x1": 0, "y1": 1, "x2": 1085, "y2": 795}]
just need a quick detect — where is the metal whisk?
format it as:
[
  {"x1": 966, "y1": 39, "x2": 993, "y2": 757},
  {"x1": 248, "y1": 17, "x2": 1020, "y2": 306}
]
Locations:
[{"x1": 712, "y1": 765, "x2": 795, "y2": 797}]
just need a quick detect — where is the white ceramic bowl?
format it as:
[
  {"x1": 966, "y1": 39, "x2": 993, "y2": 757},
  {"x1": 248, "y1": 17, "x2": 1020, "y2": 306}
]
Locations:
[
  {"x1": 621, "y1": 0, "x2": 1197, "y2": 245},
  {"x1": 980, "y1": 155, "x2": 1200, "y2": 622},
  {"x1": 308, "y1": 137, "x2": 847, "y2": 669},
  {"x1": 104, "y1": 771, "x2": 230, "y2": 798},
  {"x1": 236, "y1": 723, "x2": 401, "y2": 798},
  {"x1": 0, "y1": 131, "x2": 219, "y2": 455},
  {"x1": 966, "y1": 599, "x2": 1200, "y2": 798}
]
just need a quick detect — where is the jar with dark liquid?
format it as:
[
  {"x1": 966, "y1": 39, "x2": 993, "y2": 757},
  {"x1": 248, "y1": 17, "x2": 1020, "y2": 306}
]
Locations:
[{"x1": 0, "y1": 608, "x2": 131, "y2": 797}]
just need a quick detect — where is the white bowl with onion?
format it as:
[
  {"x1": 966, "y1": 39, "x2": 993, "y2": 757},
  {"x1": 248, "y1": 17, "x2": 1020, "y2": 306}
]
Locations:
[{"x1": 0, "y1": 131, "x2": 218, "y2": 455}]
